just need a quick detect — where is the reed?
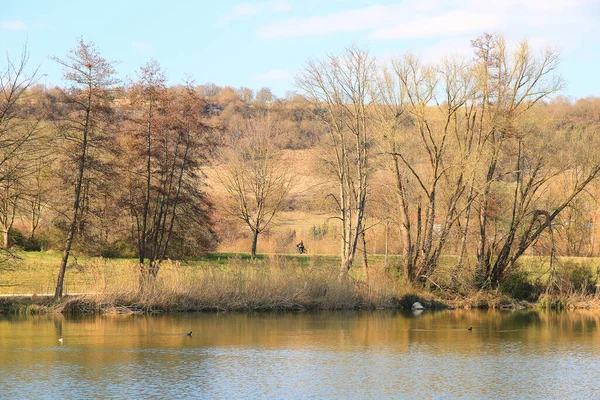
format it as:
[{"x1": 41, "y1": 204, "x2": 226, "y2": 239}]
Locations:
[{"x1": 70, "y1": 256, "x2": 407, "y2": 313}]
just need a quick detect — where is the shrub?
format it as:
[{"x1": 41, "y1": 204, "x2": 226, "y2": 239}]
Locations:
[
  {"x1": 499, "y1": 268, "x2": 536, "y2": 300},
  {"x1": 310, "y1": 223, "x2": 330, "y2": 240},
  {"x1": 21, "y1": 237, "x2": 42, "y2": 251},
  {"x1": 557, "y1": 261, "x2": 597, "y2": 295},
  {"x1": 8, "y1": 228, "x2": 24, "y2": 247},
  {"x1": 99, "y1": 240, "x2": 136, "y2": 259}
]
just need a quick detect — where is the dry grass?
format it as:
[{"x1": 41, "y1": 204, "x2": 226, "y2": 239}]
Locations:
[
  {"x1": 3, "y1": 251, "x2": 600, "y2": 314},
  {"x1": 68, "y1": 256, "x2": 411, "y2": 313}
]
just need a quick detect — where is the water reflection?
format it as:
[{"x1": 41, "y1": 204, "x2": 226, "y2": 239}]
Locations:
[{"x1": 0, "y1": 310, "x2": 599, "y2": 399}]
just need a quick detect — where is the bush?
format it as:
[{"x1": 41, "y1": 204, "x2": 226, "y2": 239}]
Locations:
[
  {"x1": 98, "y1": 240, "x2": 136, "y2": 259},
  {"x1": 21, "y1": 237, "x2": 42, "y2": 251},
  {"x1": 557, "y1": 261, "x2": 597, "y2": 295},
  {"x1": 310, "y1": 224, "x2": 329, "y2": 240},
  {"x1": 8, "y1": 228, "x2": 25, "y2": 248},
  {"x1": 499, "y1": 268, "x2": 536, "y2": 300}
]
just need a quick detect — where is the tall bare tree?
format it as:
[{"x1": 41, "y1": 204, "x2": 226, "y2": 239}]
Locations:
[
  {"x1": 217, "y1": 114, "x2": 292, "y2": 256},
  {"x1": 297, "y1": 46, "x2": 375, "y2": 278},
  {"x1": 377, "y1": 54, "x2": 475, "y2": 282},
  {"x1": 52, "y1": 39, "x2": 118, "y2": 299},
  {"x1": 467, "y1": 34, "x2": 571, "y2": 286}
]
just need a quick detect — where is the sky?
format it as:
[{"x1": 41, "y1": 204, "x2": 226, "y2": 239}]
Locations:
[{"x1": 2, "y1": 0, "x2": 600, "y2": 99}]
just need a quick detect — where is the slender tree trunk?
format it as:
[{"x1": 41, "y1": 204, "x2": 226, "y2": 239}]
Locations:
[
  {"x1": 457, "y1": 183, "x2": 475, "y2": 269},
  {"x1": 393, "y1": 154, "x2": 414, "y2": 279},
  {"x1": 139, "y1": 104, "x2": 153, "y2": 266},
  {"x1": 339, "y1": 256, "x2": 354, "y2": 278},
  {"x1": 2, "y1": 226, "x2": 8, "y2": 249},
  {"x1": 251, "y1": 229, "x2": 259, "y2": 257},
  {"x1": 361, "y1": 230, "x2": 369, "y2": 281},
  {"x1": 384, "y1": 221, "x2": 389, "y2": 269},
  {"x1": 55, "y1": 88, "x2": 90, "y2": 299},
  {"x1": 477, "y1": 153, "x2": 498, "y2": 281},
  {"x1": 55, "y1": 159, "x2": 85, "y2": 299},
  {"x1": 30, "y1": 202, "x2": 38, "y2": 240}
]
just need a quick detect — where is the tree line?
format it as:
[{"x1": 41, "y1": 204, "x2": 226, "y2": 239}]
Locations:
[{"x1": 2, "y1": 34, "x2": 600, "y2": 298}]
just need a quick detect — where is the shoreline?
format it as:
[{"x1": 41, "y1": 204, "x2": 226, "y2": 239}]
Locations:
[
  {"x1": 2, "y1": 252, "x2": 599, "y2": 316},
  {"x1": 1, "y1": 292, "x2": 596, "y2": 316}
]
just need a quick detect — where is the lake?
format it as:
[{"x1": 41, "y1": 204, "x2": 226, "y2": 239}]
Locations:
[{"x1": 0, "y1": 310, "x2": 599, "y2": 399}]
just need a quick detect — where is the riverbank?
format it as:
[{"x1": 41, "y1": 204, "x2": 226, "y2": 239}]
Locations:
[
  {"x1": 1, "y1": 252, "x2": 598, "y2": 315},
  {"x1": 0, "y1": 290, "x2": 583, "y2": 317},
  {"x1": 2, "y1": 287, "x2": 597, "y2": 316}
]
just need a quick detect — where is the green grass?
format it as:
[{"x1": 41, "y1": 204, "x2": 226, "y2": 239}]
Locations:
[
  {"x1": 0, "y1": 251, "x2": 326, "y2": 295},
  {"x1": 0, "y1": 250, "x2": 401, "y2": 295}
]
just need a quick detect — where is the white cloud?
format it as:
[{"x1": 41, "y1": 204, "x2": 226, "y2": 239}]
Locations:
[
  {"x1": 257, "y1": 0, "x2": 597, "y2": 41},
  {"x1": 1, "y1": 20, "x2": 28, "y2": 31},
  {"x1": 370, "y1": 11, "x2": 502, "y2": 39},
  {"x1": 271, "y1": 0, "x2": 291, "y2": 13},
  {"x1": 254, "y1": 69, "x2": 292, "y2": 81},
  {"x1": 229, "y1": 3, "x2": 264, "y2": 19},
  {"x1": 258, "y1": 4, "x2": 412, "y2": 38},
  {"x1": 220, "y1": 0, "x2": 291, "y2": 24}
]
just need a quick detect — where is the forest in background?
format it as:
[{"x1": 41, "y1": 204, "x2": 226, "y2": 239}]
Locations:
[{"x1": 3, "y1": 34, "x2": 600, "y2": 300}]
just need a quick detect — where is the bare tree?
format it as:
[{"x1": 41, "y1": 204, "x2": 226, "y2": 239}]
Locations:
[
  {"x1": 52, "y1": 39, "x2": 118, "y2": 299},
  {"x1": 216, "y1": 114, "x2": 292, "y2": 256},
  {"x1": 377, "y1": 53, "x2": 475, "y2": 282},
  {"x1": 467, "y1": 34, "x2": 570, "y2": 286},
  {"x1": 297, "y1": 46, "x2": 375, "y2": 278},
  {"x1": 478, "y1": 116, "x2": 600, "y2": 286},
  {"x1": 0, "y1": 44, "x2": 43, "y2": 248}
]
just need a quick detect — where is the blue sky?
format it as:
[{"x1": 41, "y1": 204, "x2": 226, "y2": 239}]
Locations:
[{"x1": 2, "y1": 0, "x2": 600, "y2": 99}]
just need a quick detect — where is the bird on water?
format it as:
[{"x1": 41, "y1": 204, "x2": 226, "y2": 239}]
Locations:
[
  {"x1": 186, "y1": 331, "x2": 192, "y2": 337},
  {"x1": 58, "y1": 336, "x2": 64, "y2": 345},
  {"x1": 468, "y1": 327, "x2": 473, "y2": 331}
]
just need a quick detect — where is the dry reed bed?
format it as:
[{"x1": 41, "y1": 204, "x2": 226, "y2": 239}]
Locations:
[
  {"x1": 5, "y1": 256, "x2": 598, "y2": 315},
  {"x1": 66, "y1": 257, "x2": 407, "y2": 314}
]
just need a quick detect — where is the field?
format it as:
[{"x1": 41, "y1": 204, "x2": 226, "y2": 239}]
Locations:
[{"x1": 0, "y1": 251, "x2": 374, "y2": 296}]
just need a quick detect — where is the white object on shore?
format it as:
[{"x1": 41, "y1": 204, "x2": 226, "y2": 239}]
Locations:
[{"x1": 411, "y1": 302, "x2": 424, "y2": 310}]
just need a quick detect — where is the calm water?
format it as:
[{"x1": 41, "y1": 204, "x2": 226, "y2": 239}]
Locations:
[{"x1": 0, "y1": 310, "x2": 599, "y2": 399}]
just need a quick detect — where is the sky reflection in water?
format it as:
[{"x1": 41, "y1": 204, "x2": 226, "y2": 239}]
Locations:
[{"x1": 0, "y1": 310, "x2": 598, "y2": 399}]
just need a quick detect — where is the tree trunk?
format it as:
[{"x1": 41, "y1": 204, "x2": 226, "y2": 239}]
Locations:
[
  {"x1": 55, "y1": 169, "x2": 85, "y2": 299},
  {"x1": 384, "y1": 221, "x2": 389, "y2": 269},
  {"x1": 393, "y1": 153, "x2": 414, "y2": 280},
  {"x1": 251, "y1": 229, "x2": 259, "y2": 257},
  {"x1": 55, "y1": 222, "x2": 76, "y2": 299},
  {"x1": 55, "y1": 92, "x2": 90, "y2": 299},
  {"x1": 361, "y1": 230, "x2": 369, "y2": 281},
  {"x1": 339, "y1": 256, "x2": 353, "y2": 279},
  {"x1": 457, "y1": 184, "x2": 475, "y2": 270},
  {"x1": 2, "y1": 226, "x2": 8, "y2": 249}
]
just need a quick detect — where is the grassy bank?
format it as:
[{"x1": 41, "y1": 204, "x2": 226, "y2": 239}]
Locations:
[
  {"x1": 0, "y1": 251, "x2": 599, "y2": 314},
  {"x1": 0, "y1": 252, "x2": 446, "y2": 314}
]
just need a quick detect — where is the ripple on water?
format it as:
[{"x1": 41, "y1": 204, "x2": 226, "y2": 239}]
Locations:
[{"x1": 0, "y1": 310, "x2": 599, "y2": 399}]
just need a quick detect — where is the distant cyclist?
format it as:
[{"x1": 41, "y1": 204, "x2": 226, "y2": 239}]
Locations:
[{"x1": 296, "y1": 240, "x2": 306, "y2": 254}]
